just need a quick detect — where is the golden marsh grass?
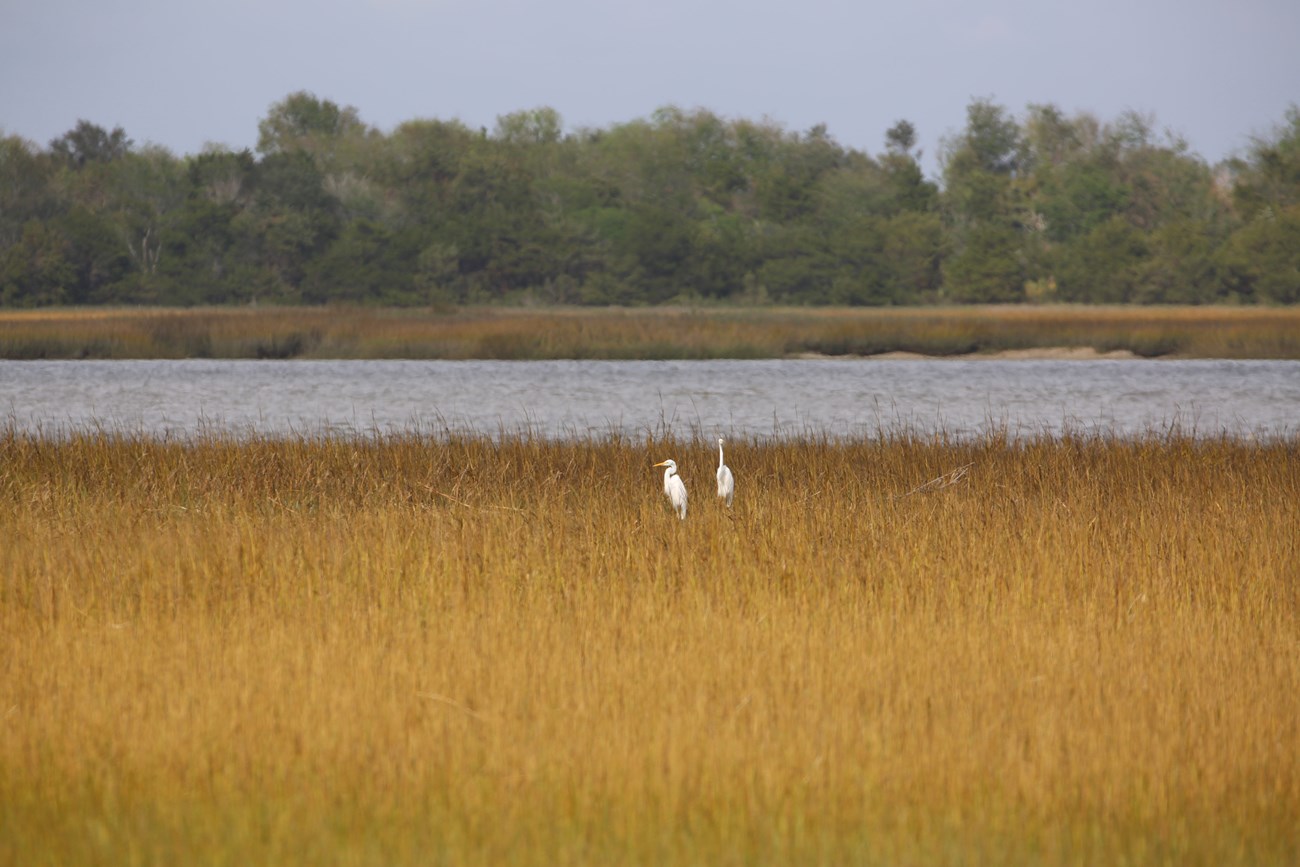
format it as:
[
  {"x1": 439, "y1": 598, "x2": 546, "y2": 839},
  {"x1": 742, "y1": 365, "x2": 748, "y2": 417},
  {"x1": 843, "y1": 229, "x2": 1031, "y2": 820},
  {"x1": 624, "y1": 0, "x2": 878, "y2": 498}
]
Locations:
[
  {"x1": 1, "y1": 304, "x2": 1299, "y2": 359},
  {"x1": 2, "y1": 429, "x2": 1298, "y2": 864}
]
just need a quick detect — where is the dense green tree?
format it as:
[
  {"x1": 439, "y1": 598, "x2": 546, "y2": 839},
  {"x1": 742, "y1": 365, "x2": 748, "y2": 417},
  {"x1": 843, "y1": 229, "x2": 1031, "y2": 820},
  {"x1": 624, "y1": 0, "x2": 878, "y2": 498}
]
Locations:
[
  {"x1": 942, "y1": 223, "x2": 1025, "y2": 303},
  {"x1": 1229, "y1": 105, "x2": 1300, "y2": 220},
  {"x1": 882, "y1": 211, "x2": 944, "y2": 300},
  {"x1": 1021, "y1": 104, "x2": 1092, "y2": 171},
  {"x1": 160, "y1": 197, "x2": 240, "y2": 303},
  {"x1": 48, "y1": 120, "x2": 132, "y2": 167},
  {"x1": 754, "y1": 124, "x2": 846, "y2": 223},
  {"x1": 493, "y1": 107, "x2": 563, "y2": 146},
  {"x1": 54, "y1": 206, "x2": 134, "y2": 303},
  {"x1": 879, "y1": 152, "x2": 939, "y2": 217},
  {"x1": 885, "y1": 120, "x2": 917, "y2": 157},
  {"x1": 0, "y1": 219, "x2": 75, "y2": 306},
  {"x1": 756, "y1": 237, "x2": 836, "y2": 304},
  {"x1": 155, "y1": 149, "x2": 260, "y2": 303},
  {"x1": 686, "y1": 210, "x2": 752, "y2": 300},
  {"x1": 676, "y1": 110, "x2": 751, "y2": 207},
  {"x1": 1219, "y1": 205, "x2": 1300, "y2": 303},
  {"x1": 302, "y1": 219, "x2": 422, "y2": 304},
  {"x1": 622, "y1": 203, "x2": 695, "y2": 300},
  {"x1": 1035, "y1": 161, "x2": 1131, "y2": 242},
  {"x1": 938, "y1": 99, "x2": 1028, "y2": 302},
  {"x1": 377, "y1": 119, "x2": 476, "y2": 233},
  {"x1": 1055, "y1": 216, "x2": 1148, "y2": 303},
  {"x1": 824, "y1": 215, "x2": 893, "y2": 305},
  {"x1": 239, "y1": 151, "x2": 341, "y2": 298},
  {"x1": 1115, "y1": 134, "x2": 1219, "y2": 232},
  {"x1": 0, "y1": 136, "x2": 59, "y2": 248},
  {"x1": 107, "y1": 147, "x2": 187, "y2": 289},
  {"x1": 941, "y1": 99, "x2": 1026, "y2": 225},
  {"x1": 413, "y1": 241, "x2": 463, "y2": 304},
  {"x1": 256, "y1": 92, "x2": 370, "y2": 159},
  {"x1": 1135, "y1": 220, "x2": 1223, "y2": 303}
]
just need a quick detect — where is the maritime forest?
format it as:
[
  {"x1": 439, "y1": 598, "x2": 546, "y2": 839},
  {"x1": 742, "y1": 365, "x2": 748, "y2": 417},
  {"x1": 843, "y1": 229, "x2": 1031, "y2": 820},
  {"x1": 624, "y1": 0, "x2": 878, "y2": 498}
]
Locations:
[{"x1": 2, "y1": 93, "x2": 1299, "y2": 310}]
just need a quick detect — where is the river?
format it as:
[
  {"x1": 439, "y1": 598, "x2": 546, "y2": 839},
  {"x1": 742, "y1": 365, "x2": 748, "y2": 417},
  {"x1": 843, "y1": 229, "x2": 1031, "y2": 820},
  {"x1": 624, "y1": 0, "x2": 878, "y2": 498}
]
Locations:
[{"x1": 2, "y1": 358, "x2": 1297, "y2": 441}]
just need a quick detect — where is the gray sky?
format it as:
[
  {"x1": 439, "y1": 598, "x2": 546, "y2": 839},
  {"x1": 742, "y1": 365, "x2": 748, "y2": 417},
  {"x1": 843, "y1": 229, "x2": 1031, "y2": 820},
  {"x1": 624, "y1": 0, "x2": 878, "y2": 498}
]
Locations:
[{"x1": 2, "y1": 0, "x2": 1297, "y2": 177}]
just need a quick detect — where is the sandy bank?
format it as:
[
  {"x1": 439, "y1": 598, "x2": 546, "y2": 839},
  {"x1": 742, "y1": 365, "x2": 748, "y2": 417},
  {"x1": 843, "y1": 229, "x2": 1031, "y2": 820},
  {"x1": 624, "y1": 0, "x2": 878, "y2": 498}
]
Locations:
[{"x1": 792, "y1": 346, "x2": 1146, "y2": 361}]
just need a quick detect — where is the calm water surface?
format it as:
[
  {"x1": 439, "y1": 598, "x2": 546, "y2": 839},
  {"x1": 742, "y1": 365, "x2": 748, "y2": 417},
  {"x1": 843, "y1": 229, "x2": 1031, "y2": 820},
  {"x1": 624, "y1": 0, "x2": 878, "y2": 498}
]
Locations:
[{"x1": 2, "y1": 359, "x2": 1297, "y2": 440}]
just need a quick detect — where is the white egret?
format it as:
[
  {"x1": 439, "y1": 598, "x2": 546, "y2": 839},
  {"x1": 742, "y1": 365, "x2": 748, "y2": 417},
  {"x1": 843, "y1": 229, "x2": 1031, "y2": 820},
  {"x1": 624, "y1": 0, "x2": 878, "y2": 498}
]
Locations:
[
  {"x1": 716, "y1": 437, "x2": 735, "y2": 508},
  {"x1": 653, "y1": 459, "x2": 688, "y2": 520}
]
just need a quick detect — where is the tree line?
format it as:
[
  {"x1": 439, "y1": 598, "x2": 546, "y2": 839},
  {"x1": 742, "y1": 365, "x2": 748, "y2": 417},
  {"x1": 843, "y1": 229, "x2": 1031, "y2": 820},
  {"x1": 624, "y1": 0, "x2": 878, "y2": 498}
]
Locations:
[{"x1": 2, "y1": 93, "x2": 1298, "y2": 307}]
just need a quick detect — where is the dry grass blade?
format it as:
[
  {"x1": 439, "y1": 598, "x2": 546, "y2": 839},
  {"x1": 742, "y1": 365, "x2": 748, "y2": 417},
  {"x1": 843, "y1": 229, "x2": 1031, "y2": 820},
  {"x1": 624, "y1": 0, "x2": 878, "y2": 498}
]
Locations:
[
  {"x1": 897, "y1": 461, "x2": 974, "y2": 498},
  {"x1": 416, "y1": 692, "x2": 495, "y2": 726}
]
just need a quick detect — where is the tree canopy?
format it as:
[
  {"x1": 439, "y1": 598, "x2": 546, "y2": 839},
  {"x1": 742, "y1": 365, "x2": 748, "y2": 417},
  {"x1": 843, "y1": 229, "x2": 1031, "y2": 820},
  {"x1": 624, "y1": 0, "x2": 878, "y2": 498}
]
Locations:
[{"x1": 3, "y1": 92, "x2": 1298, "y2": 307}]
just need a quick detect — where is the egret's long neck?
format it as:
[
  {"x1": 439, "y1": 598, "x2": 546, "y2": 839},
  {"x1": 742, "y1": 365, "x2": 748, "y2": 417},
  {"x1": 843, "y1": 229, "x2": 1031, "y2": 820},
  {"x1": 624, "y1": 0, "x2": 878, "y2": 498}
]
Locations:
[{"x1": 718, "y1": 441, "x2": 724, "y2": 469}]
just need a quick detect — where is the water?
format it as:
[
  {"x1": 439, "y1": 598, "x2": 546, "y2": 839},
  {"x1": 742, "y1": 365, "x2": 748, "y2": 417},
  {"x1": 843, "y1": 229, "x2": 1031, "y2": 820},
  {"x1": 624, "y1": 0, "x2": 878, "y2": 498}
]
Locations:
[{"x1": 2, "y1": 358, "x2": 1297, "y2": 441}]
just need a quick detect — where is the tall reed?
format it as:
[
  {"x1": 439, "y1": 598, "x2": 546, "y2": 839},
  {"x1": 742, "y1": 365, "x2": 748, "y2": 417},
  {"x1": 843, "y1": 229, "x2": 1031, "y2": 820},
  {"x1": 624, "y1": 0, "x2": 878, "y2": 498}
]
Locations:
[
  {"x1": 2, "y1": 305, "x2": 1299, "y2": 359},
  {"x1": 1, "y1": 429, "x2": 1297, "y2": 865}
]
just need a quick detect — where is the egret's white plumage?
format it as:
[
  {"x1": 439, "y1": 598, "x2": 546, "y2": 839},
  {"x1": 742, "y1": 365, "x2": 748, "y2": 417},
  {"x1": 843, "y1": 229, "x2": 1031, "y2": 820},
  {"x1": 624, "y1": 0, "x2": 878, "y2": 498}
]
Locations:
[
  {"x1": 716, "y1": 437, "x2": 735, "y2": 508},
  {"x1": 653, "y1": 459, "x2": 688, "y2": 520}
]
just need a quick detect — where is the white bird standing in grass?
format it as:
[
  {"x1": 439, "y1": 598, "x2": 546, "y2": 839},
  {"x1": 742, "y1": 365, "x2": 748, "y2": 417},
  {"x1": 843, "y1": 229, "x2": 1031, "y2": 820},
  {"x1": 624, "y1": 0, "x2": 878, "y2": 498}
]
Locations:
[
  {"x1": 716, "y1": 437, "x2": 734, "y2": 508},
  {"x1": 653, "y1": 459, "x2": 688, "y2": 520}
]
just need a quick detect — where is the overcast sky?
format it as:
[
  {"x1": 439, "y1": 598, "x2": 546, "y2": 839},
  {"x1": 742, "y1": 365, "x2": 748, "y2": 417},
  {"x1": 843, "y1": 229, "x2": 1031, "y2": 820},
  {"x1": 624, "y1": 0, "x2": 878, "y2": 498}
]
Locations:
[{"x1": 2, "y1": 0, "x2": 1297, "y2": 176}]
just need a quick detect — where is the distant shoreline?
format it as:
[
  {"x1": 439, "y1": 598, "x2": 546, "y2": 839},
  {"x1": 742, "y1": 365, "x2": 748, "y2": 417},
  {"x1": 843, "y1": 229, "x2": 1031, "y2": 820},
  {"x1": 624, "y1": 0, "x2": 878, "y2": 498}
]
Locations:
[{"x1": 1, "y1": 305, "x2": 1297, "y2": 361}]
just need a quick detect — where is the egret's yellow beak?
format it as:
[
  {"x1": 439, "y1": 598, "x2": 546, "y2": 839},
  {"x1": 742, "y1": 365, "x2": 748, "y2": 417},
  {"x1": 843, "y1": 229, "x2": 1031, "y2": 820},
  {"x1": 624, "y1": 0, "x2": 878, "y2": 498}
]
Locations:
[{"x1": 652, "y1": 460, "x2": 670, "y2": 468}]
